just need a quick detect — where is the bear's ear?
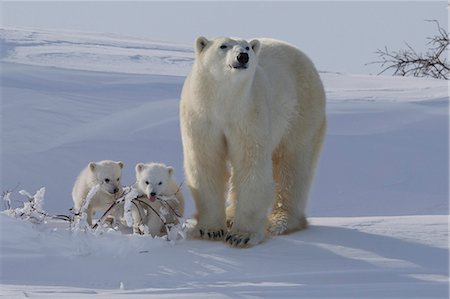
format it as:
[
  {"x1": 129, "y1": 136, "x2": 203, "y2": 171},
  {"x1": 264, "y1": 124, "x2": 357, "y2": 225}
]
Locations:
[
  {"x1": 195, "y1": 36, "x2": 209, "y2": 54},
  {"x1": 89, "y1": 162, "x2": 97, "y2": 172},
  {"x1": 249, "y1": 39, "x2": 260, "y2": 55},
  {"x1": 135, "y1": 163, "x2": 145, "y2": 174},
  {"x1": 167, "y1": 166, "x2": 174, "y2": 176},
  {"x1": 117, "y1": 161, "x2": 124, "y2": 169}
]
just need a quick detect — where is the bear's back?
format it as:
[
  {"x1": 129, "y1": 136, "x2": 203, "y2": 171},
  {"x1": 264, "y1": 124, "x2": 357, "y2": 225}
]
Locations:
[{"x1": 256, "y1": 38, "x2": 318, "y2": 79}]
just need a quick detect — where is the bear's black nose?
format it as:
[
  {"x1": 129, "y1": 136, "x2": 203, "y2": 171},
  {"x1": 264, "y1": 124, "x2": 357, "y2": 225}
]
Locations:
[
  {"x1": 237, "y1": 53, "x2": 249, "y2": 65},
  {"x1": 113, "y1": 188, "x2": 119, "y2": 194},
  {"x1": 150, "y1": 192, "x2": 156, "y2": 196}
]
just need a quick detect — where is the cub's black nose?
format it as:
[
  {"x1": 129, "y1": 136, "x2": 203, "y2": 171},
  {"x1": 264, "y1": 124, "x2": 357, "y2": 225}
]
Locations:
[
  {"x1": 114, "y1": 188, "x2": 119, "y2": 194},
  {"x1": 237, "y1": 52, "x2": 249, "y2": 64},
  {"x1": 150, "y1": 192, "x2": 156, "y2": 196}
]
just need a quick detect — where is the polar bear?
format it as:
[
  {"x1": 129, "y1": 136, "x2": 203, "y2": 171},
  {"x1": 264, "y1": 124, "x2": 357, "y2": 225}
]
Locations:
[
  {"x1": 72, "y1": 160, "x2": 124, "y2": 226},
  {"x1": 132, "y1": 162, "x2": 184, "y2": 236},
  {"x1": 180, "y1": 37, "x2": 326, "y2": 247}
]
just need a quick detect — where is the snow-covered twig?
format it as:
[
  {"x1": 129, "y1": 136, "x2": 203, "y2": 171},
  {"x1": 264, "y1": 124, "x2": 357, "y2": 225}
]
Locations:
[
  {"x1": 91, "y1": 185, "x2": 139, "y2": 229},
  {"x1": 122, "y1": 185, "x2": 140, "y2": 227},
  {"x1": 2, "y1": 191, "x2": 12, "y2": 210},
  {"x1": 3, "y1": 187, "x2": 48, "y2": 223},
  {"x1": 81, "y1": 184, "x2": 100, "y2": 213},
  {"x1": 1, "y1": 182, "x2": 20, "y2": 210},
  {"x1": 73, "y1": 184, "x2": 100, "y2": 231}
]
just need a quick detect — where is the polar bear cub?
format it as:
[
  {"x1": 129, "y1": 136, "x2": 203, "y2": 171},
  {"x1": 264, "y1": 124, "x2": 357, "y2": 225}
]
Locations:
[
  {"x1": 180, "y1": 37, "x2": 326, "y2": 247},
  {"x1": 132, "y1": 162, "x2": 185, "y2": 236},
  {"x1": 72, "y1": 160, "x2": 124, "y2": 226}
]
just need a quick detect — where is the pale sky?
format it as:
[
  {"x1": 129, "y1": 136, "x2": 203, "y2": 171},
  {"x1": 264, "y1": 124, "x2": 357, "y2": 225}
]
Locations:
[{"x1": 1, "y1": 1, "x2": 448, "y2": 75}]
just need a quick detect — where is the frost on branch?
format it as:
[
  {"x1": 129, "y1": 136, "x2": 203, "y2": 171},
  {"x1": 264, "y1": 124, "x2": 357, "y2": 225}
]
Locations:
[
  {"x1": 3, "y1": 187, "x2": 47, "y2": 223},
  {"x1": 73, "y1": 184, "x2": 100, "y2": 231},
  {"x1": 2, "y1": 191, "x2": 12, "y2": 210},
  {"x1": 1, "y1": 183, "x2": 187, "y2": 244},
  {"x1": 122, "y1": 185, "x2": 140, "y2": 227}
]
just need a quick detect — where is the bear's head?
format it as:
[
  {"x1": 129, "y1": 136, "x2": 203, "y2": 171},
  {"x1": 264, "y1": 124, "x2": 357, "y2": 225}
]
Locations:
[
  {"x1": 89, "y1": 160, "x2": 124, "y2": 197},
  {"x1": 135, "y1": 162, "x2": 174, "y2": 202},
  {"x1": 194, "y1": 36, "x2": 260, "y2": 81}
]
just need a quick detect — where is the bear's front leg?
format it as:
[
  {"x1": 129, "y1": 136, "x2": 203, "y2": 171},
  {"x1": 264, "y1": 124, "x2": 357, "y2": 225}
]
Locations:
[
  {"x1": 183, "y1": 132, "x2": 228, "y2": 241},
  {"x1": 225, "y1": 139, "x2": 275, "y2": 248}
]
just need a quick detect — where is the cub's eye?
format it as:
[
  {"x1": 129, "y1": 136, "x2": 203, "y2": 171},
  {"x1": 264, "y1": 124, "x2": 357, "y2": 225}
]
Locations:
[
  {"x1": 158, "y1": 182, "x2": 162, "y2": 186},
  {"x1": 105, "y1": 179, "x2": 110, "y2": 183},
  {"x1": 220, "y1": 44, "x2": 227, "y2": 49},
  {"x1": 245, "y1": 46, "x2": 250, "y2": 50},
  {"x1": 117, "y1": 178, "x2": 120, "y2": 182},
  {"x1": 145, "y1": 181, "x2": 149, "y2": 185}
]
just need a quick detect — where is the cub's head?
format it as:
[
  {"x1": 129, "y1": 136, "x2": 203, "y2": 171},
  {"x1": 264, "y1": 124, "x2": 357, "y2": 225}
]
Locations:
[
  {"x1": 89, "y1": 160, "x2": 124, "y2": 197},
  {"x1": 194, "y1": 36, "x2": 260, "y2": 80},
  {"x1": 135, "y1": 162, "x2": 174, "y2": 202}
]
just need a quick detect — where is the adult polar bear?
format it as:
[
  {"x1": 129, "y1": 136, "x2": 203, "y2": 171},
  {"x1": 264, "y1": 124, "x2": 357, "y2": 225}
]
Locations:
[{"x1": 180, "y1": 36, "x2": 326, "y2": 247}]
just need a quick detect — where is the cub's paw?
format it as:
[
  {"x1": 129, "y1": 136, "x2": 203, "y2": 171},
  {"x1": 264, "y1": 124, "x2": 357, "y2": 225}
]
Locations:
[
  {"x1": 224, "y1": 230, "x2": 265, "y2": 248},
  {"x1": 188, "y1": 225, "x2": 226, "y2": 241}
]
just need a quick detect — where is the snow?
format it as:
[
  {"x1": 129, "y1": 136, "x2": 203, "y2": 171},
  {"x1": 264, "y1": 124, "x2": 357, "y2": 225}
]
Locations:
[{"x1": 1, "y1": 28, "x2": 448, "y2": 298}]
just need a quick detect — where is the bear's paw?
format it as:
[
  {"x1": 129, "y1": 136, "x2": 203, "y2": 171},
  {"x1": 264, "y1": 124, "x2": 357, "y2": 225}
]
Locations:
[
  {"x1": 189, "y1": 226, "x2": 226, "y2": 241},
  {"x1": 268, "y1": 211, "x2": 308, "y2": 236},
  {"x1": 224, "y1": 230, "x2": 265, "y2": 248}
]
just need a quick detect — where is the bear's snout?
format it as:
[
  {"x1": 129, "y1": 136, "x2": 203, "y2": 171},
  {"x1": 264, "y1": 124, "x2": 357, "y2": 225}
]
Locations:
[{"x1": 237, "y1": 53, "x2": 249, "y2": 65}]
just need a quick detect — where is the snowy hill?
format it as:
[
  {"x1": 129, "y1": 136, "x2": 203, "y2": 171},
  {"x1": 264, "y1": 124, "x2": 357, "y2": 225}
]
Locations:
[
  {"x1": 1, "y1": 28, "x2": 193, "y2": 76},
  {"x1": 0, "y1": 28, "x2": 448, "y2": 298}
]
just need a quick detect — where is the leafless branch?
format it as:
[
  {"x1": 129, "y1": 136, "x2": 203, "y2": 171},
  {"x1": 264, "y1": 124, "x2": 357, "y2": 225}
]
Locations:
[{"x1": 369, "y1": 20, "x2": 449, "y2": 80}]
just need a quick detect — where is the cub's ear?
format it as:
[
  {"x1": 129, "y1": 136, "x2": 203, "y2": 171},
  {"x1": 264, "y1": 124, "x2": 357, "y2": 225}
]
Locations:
[
  {"x1": 167, "y1": 166, "x2": 174, "y2": 176},
  {"x1": 89, "y1": 162, "x2": 97, "y2": 172},
  {"x1": 249, "y1": 39, "x2": 261, "y2": 55},
  {"x1": 117, "y1": 161, "x2": 124, "y2": 169},
  {"x1": 135, "y1": 163, "x2": 145, "y2": 173},
  {"x1": 195, "y1": 36, "x2": 209, "y2": 54}
]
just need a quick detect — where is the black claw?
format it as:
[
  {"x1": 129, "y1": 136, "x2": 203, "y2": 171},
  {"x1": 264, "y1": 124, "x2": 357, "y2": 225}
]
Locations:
[
  {"x1": 236, "y1": 238, "x2": 242, "y2": 246},
  {"x1": 244, "y1": 237, "x2": 250, "y2": 245},
  {"x1": 214, "y1": 232, "x2": 218, "y2": 238},
  {"x1": 199, "y1": 229, "x2": 204, "y2": 237},
  {"x1": 207, "y1": 232, "x2": 211, "y2": 238},
  {"x1": 225, "y1": 235, "x2": 232, "y2": 242},
  {"x1": 220, "y1": 229, "x2": 224, "y2": 237}
]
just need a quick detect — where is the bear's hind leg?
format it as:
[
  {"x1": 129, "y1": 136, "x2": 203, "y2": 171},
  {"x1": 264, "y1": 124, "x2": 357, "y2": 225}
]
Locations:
[{"x1": 269, "y1": 120, "x2": 326, "y2": 235}]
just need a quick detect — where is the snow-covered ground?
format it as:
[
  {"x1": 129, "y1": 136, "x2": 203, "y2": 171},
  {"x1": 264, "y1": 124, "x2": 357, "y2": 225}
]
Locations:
[{"x1": 1, "y1": 28, "x2": 448, "y2": 298}]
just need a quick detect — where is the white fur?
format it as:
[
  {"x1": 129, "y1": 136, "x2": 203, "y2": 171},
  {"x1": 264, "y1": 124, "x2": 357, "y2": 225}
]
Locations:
[
  {"x1": 132, "y1": 162, "x2": 185, "y2": 236},
  {"x1": 180, "y1": 37, "x2": 326, "y2": 247},
  {"x1": 72, "y1": 160, "x2": 124, "y2": 226}
]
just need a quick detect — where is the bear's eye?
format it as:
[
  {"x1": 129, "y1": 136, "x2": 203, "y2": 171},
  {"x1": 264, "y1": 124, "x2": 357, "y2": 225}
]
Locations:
[
  {"x1": 117, "y1": 178, "x2": 120, "y2": 182},
  {"x1": 158, "y1": 181, "x2": 162, "y2": 186},
  {"x1": 105, "y1": 178, "x2": 110, "y2": 183},
  {"x1": 245, "y1": 46, "x2": 250, "y2": 50},
  {"x1": 220, "y1": 44, "x2": 227, "y2": 49},
  {"x1": 145, "y1": 181, "x2": 149, "y2": 185}
]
